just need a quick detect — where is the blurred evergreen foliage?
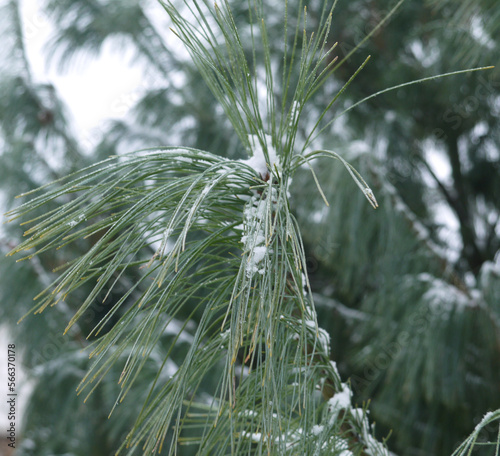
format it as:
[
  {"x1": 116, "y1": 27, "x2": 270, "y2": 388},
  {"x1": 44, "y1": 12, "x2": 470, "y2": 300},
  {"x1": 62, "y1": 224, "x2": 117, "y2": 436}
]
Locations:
[{"x1": 0, "y1": 0, "x2": 499, "y2": 455}]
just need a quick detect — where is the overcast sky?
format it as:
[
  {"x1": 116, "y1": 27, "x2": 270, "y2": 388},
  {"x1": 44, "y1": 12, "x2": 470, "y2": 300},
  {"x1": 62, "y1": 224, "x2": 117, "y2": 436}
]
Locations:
[{"x1": 20, "y1": 0, "x2": 146, "y2": 151}]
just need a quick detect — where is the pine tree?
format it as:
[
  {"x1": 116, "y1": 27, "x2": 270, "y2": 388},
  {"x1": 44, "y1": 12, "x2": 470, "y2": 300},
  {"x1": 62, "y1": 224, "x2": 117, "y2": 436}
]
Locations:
[
  {"x1": 1, "y1": 1, "x2": 499, "y2": 455},
  {"x1": 294, "y1": 2, "x2": 500, "y2": 454}
]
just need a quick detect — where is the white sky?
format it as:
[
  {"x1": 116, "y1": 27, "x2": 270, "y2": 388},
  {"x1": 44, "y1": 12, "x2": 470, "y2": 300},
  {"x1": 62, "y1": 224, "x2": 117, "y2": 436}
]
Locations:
[{"x1": 20, "y1": 0, "x2": 146, "y2": 151}]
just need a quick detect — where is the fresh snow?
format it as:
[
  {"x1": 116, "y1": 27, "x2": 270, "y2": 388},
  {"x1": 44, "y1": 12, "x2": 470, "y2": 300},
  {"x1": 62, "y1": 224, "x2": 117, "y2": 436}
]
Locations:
[
  {"x1": 330, "y1": 360, "x2": 340, "y2": 377},
  {"x1": 364, "y1": 434, "x2": 389, "y2": 456},
  {"x1": 301, "y1": 319, "x2": 330, "y2": 355},
  {"x1": 311, "y1": 424, "x2": 324, "y2": 436},
  {"x1": 240, "y1": 134, "x2": 277, "y2": 179},
  {"x1": 252, "y1": 245, "x2": 267, "y2": 264},
  {"x1": 289, "y1": 101, "x2": 300, "y2": 126},
  {"x1": 240, "y1": 431, "x2": 262, "y2": 442},
  {"x1": 241, "y1": 196, "x2": 271, "y2": 277},
  {"x1": 351, "y1": 408, "x2": 370, "y2": 434},
  {"x1": 339, "y1": 451, "x2": 354, "y2": 456},
  {"x1": 422, "y1": 278, "x2": 470, "y2": 313},
  {"x1": 328, "y1": 383, "x2": 352, "y2": 418},
  {"x1": 474, "y1": 410, "x2": 496, "y2": 431}
]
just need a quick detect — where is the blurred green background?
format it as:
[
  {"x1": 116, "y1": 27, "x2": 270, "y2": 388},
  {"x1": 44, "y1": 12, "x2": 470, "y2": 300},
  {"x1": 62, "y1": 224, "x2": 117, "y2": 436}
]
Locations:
[{"x1": 1, "y1": 1, "x2": 499, "y2": 455}]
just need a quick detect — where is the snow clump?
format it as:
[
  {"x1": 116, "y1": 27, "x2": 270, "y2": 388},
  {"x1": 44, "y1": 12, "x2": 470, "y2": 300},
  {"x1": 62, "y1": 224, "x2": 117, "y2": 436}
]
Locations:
[
  {"x1": 240, "y1": 134, "x2": 277, "y2": 180},
  {"x1": 241, "y1": 196, "x2": 271, "y2": 278}
]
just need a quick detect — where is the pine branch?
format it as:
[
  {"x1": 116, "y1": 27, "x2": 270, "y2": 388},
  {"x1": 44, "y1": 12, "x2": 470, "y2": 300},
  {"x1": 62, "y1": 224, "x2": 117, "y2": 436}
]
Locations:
[
  {"x1": 6, "y1": 2, "x2": 395, "y2": 453},
  {"x1": 9, "y1": 2, "x2": 498, "y2": 455}
]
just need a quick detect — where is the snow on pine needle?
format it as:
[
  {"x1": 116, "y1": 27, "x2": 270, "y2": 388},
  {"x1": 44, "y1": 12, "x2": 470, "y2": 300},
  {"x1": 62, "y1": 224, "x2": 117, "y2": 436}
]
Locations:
[{"x1": 5, "y1": 1, "x2": 394, "y2": 454}]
